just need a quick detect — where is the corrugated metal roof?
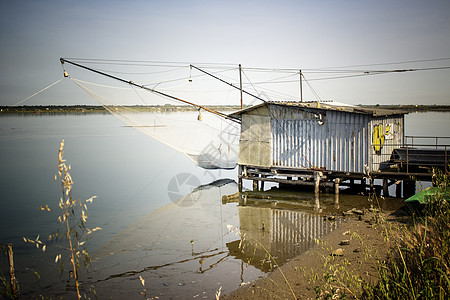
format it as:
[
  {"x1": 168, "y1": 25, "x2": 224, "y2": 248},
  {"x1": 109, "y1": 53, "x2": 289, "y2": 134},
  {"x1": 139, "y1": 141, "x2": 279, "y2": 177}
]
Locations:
[{"x1": 229, "y1": 101, "x2": 408, "y2": 118}]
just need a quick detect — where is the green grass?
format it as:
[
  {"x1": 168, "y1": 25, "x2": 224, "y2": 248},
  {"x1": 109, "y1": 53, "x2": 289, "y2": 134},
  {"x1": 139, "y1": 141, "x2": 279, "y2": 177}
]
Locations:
[{"x1": 361, "y1": 169, "x2": 450, "y2": 300}]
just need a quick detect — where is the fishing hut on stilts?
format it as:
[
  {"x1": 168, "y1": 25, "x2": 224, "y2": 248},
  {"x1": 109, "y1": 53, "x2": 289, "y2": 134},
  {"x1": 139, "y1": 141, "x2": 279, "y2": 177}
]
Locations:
[{"x1": 230, "y1": 101, "x2": 449, "y2": 198}]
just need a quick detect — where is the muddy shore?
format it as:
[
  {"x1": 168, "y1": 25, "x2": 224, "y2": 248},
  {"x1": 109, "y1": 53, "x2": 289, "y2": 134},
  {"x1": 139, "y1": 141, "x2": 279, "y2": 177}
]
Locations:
[{"x1": 223, "y1": 207, "x2": 407, "y2": 299}]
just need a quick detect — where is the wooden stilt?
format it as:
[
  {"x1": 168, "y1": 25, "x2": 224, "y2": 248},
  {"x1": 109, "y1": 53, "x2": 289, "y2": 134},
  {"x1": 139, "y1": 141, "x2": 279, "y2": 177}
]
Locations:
[
  {"x1": 383, "y1": 178, "x2": 389, "y2": 197},
  {"x1": 334, "y1": 178, "x2": 340, "y2": 208},
  {"x1": 314, "y1": 172, "x2": 320, "y2": 195},
  {"x1": 253, "y1": 177, "x2": 258, "y2": 191},
  {"x1": 314, "y1": 193, "x2": 320, "y2": 212},
  {"x1": 334, "y1": 178, "x2": 340, "y2": 195},
  {"x1": 238, "y1": 165, "x2": 243, "y2": 192},
  {"x1": 403, "y1": 180, "x2": 416, "y2": 199},
  {"x1": 360, "y1": 178, "x2": 367, "y2": 194},
  {"x1": 396, "y1": 180, "x2": 402, "y2": 198},
  {"x1": 369, "y1": 177, "x2": 374, "y2": 194}
]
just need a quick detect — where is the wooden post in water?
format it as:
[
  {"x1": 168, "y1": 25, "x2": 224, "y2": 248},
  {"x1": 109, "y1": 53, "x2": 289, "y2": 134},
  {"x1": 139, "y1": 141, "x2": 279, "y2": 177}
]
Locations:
[
  {"x1": 334, "y1": 178, "x2": 340, "y2": 208},
  {"x1": 369, "y1": 177, "x2": 374, "y2": 194},
  {"x1": 314, "y1": 193, "x2": 320, "y2": 213},
  {"x1": 314, "y1": 172, "x2": 320, "y2": 195},
  {"x1": 383, "y1": 178, "x2": 389, "y2": 197},
  {"x1": 360, "y1": 178, "x2": 367, "y2": 194},
  {"x1": 253, "y1": 176, "x2": 258, "y2": 191},
  {"x1": 238, "y1": 165, "x2": 243, "y2": 192},
  {"x1": 334, "y1": 178, "x2": 340, "y2": 195},
  {"x1": 7, "y1": 244, "x2": 18, "y2": 299},
  {"x1": 403, "y1": 180, "x2": 416, "y2": 199},
  {"x1": 396, "y1": 180, "x2": 402, "y2": 198}
]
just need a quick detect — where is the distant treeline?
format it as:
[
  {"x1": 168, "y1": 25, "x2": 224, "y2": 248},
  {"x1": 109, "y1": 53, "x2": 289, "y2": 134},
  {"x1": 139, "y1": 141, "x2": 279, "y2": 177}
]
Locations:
[
  {"x1": 1, "y1": 104, "x2": 449, "y2": 114},
  {"x1": 0, "y1": 104, "x2": 245, "y2": 114},
  {"x1": 358, "y1": 104, "x2": 450, "y2": 112}
]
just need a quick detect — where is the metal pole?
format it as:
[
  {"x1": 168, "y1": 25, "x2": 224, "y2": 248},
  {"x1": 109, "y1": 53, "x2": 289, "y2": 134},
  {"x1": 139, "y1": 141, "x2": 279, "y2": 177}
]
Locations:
[
  {"x1": 190, "y1": 64, "x2": 266, "y2": 103},
  {"x1": 239, "y1": 64, "x2": 243, "y2": 109},
  {"x1": 299, "y1": 70, "x2": 303, "y2": 102}
]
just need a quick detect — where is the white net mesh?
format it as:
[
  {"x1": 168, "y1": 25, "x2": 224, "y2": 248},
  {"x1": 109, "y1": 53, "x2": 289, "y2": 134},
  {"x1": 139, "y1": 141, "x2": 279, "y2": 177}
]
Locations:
[{"x1": 71, "y1": 78, "x2": 240, "y2": 169}]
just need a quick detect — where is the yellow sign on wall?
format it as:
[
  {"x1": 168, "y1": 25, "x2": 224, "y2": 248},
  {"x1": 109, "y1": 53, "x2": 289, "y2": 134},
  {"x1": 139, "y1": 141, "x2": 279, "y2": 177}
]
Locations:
[{"x1": 372, "y1": 124, "x2": 385, "y2": 154}]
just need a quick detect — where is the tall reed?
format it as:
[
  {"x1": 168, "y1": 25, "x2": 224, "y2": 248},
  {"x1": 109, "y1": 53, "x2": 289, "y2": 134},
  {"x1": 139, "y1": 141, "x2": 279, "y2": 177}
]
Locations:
[
  {"x1": 24, "y1": 140, "x2": 100, "y2": 299},
  {"x1": 362, "y1": 169, "x2": 450, "y2": 299}
]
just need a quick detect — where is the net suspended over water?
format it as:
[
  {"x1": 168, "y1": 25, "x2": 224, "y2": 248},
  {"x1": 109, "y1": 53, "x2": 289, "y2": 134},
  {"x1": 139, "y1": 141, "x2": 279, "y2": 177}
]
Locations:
[
  {"x1": 60, "y1": 58, "x2": 311, "y2": 169},
  {"x1": 68, "y1": 76, "x2": 241, "y2": 170}
]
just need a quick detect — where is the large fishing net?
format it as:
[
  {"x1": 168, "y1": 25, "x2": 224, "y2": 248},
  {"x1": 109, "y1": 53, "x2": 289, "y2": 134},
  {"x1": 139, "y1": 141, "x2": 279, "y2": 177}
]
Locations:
[
  {"x1": 60, "y1": 59, "x2": 326, "y2": 169},
  {"x1": 64, "y1": 63, "x2": 242, "y2": 169}
]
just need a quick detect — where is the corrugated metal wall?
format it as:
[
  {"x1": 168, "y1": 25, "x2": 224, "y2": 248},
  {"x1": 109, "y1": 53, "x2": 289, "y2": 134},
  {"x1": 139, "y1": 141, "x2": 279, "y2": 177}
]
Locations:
[
  {"x1": 270, "y1": 105, "x2": 370, "y2": 173},
  {"x1": 369, "y1": 115, "x2": 404, "y2": 172}
]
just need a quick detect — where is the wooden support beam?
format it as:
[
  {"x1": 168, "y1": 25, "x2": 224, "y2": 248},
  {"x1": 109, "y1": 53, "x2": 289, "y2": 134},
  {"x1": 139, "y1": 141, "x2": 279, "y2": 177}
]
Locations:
[
  {"x1": 238, "y1": 165, "x2": 243, "y2": 192},
  {"x1": 334, "y1": 178, "x2": 340, "y2": 195},
  {"x1": 334, "y1": 178, "x2": 340, "y2": 208},
  {"x1": 239, "y1": 174, "x2": 334, "y2": 187},
  {"x1": 383, "y1": 178, "x2": 389, "y2": 197},
  {"x1": 369, "y1": 177, "x2": 374, "y2": 194},
  {"x1": 360, "y1": 178, "x2": 367, "y2": 194},
  {"x1": 396, "y1": 180, "x2": 402, "y2": 198},
  {"x1": 314, "y1": 172, "x2": 320, "y2": 195},
  {"x1": 314, "y1": 193, "x2": 320, "y2": 212},
  {"x1": 403, "y1": 180, "x2": 416, "y2": 199},
  {"x1": 253, "y1": 178, "x2": 258, "y2": 191}
]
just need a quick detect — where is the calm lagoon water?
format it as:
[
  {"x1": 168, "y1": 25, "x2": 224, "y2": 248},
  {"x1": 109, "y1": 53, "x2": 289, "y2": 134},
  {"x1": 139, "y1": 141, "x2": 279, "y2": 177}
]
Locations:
[{"x1": 0, "y1": 111, "x2": 448, "y2": 299}]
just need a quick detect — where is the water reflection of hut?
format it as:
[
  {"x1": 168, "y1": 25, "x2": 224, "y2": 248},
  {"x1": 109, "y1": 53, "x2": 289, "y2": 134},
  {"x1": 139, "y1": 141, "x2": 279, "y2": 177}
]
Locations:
[
  {"x1": 229, "y1": 101, "x2": 410, "y2": 195},
  {"x1": 229, "y1": 202, "x2": 341, "y2": 272}
]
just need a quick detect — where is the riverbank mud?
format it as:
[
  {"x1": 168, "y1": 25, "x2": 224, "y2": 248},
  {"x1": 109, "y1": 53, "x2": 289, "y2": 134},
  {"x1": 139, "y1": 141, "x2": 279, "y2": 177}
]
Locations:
[{"x1": 223, "y1": 207, "x2": 408, "y2": 299}]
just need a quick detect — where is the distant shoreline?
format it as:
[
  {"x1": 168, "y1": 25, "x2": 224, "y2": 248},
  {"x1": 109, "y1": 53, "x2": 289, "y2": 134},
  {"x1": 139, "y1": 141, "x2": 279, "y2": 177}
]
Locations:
[
  {"x1": 359, "y1": 104, "x2": 450, "y2": 112},
  {"x1": 1, "y1": 104, "x2": 449, "y2": 114},
  {"x1": 0, "y1": 104, "x2": 245, "y2": 114}
]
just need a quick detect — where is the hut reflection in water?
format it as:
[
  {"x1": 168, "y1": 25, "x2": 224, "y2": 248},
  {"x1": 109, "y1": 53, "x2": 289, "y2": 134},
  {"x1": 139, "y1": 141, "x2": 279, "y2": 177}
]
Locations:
[{"x1": 228, "y1": 195, "x2": 342, "y2": 272}]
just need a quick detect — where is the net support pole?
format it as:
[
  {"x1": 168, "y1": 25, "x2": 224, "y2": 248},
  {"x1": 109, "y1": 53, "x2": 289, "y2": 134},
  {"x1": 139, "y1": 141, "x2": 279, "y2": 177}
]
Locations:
[
  {"x1": 299, "y1": 70, "x2": 303, "y2": 102},
  {"x1": 239, "y1": 64, "x2": 243, "y2": 109}
]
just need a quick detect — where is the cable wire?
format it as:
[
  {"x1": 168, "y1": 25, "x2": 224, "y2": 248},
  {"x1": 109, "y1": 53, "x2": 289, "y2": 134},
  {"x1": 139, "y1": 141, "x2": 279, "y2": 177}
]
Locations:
[{"x1": 11, "y1": 78, "x2": 63, "y2": 106}]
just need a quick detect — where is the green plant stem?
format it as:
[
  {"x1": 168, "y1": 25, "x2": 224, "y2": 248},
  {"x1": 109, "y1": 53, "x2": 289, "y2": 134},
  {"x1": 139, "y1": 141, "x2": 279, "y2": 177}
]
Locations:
[{"x1": 396, "y1": 245, "x2": 416, "y2": 299}]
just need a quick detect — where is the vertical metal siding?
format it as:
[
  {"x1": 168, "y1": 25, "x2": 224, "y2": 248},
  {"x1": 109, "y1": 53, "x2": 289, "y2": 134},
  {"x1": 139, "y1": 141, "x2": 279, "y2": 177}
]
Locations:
[{"x1": 271, "y1": 105, "x2": 370, "y2": 173}]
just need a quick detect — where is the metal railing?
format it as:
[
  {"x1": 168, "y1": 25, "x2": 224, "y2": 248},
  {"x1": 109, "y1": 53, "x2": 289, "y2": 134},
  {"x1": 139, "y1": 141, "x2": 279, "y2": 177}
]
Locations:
[
  {"x1": 371, "y1": 136, "x2": 450, "y2": 176},
  {"x1": 405, "y1": 136, "x2": 450, "y2": 149}
]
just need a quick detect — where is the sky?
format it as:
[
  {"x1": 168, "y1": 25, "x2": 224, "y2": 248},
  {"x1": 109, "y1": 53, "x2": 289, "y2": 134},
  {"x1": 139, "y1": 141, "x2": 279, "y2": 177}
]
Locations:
[{"x1": 1, "y1": 0, "x2": 450, "y2": 106}]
